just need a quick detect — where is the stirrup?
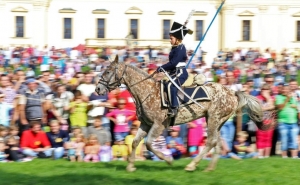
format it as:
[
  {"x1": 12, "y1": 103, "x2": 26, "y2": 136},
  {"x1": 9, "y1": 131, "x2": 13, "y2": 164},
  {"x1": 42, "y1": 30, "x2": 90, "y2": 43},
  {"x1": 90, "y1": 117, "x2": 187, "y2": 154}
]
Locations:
[{"x1": 168, "y1": 108, "x2": 178, "y2": 117}]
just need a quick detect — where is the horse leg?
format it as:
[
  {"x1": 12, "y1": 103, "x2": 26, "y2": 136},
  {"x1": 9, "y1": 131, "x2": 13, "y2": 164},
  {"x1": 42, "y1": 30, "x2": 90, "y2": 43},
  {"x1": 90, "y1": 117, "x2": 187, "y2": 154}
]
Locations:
[
  {"x1": 204, "y1": 132, "x2": 222, "y2": 172},
  {"x1": 185, "y1": 124, "x2": 219, "y2": 171},
  {"x1": 126, "y1": 123, "x2": 150, "y2": 172},
  {"x1": 145, "y1": 123, "x2": 173, "y2": 165}
]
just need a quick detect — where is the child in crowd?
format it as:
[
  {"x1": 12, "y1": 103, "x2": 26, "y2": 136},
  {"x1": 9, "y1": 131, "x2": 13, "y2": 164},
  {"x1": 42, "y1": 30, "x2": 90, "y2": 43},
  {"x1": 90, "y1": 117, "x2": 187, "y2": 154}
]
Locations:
[
  {"x1": 6, "y1": 125, "x2": 20, "y2": 143},
  {"x1": 65, "y1": 133, "x2": 85, "y2": 162},
  {"x1": 69, "y1": 127, "x2": 82, "y2": 141},
  {"x1": 125, "y1": 127, "x2": 145, "y2": 161},
  {"x1": 0, "y1": 125, "x2": 8, "y2": 142},
  {"x1": 84, "y1": 134, "x2": 100, "y2": 162},
  {"x1": 70, "y1": 90, "x2": 92, "y2": 134},
  {"x1": 166, "y1": 126, "x2": 186, "y2": 160},
  {"x1": 99, "y1": 142, "x2": 112, "y2": 162},
  {"x1": 86, "y1": 116, "x2": 111, "y2": 146},
  {"x1": 106, "y1": 98, "x2": 135, "y2": 141},
  {"x1": 187, "y1": 118, "x2": 205, "y2": 158},
  {"x1": 5, "y1": 136, "x2": 21, "y2": 162},
  {"x1": 112, "y1": 138, "x2": 128, "y2": 161},
  {"x1": 150, "y1": 134, "x2": 172, "y2": 161},
  {"x1": 228, "y1": 131, "x2": 258, "y2": 160},
  {"x1": 0, "y1": 142, "x2": 7, "y2": 162}
]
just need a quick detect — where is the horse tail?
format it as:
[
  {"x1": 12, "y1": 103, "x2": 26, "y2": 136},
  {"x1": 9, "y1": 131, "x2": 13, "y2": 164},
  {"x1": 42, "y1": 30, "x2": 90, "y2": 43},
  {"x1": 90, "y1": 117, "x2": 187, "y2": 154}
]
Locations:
[{"x1": 236, "y1": 91, "x2": 270, "y2": 131}]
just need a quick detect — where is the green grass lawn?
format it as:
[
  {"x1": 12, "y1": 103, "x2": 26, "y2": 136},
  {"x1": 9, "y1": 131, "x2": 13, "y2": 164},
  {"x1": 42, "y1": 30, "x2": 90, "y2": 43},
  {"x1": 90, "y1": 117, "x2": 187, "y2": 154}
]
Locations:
[{"x1": 1, "y1": 157, "x2": 300, "y2": 185}]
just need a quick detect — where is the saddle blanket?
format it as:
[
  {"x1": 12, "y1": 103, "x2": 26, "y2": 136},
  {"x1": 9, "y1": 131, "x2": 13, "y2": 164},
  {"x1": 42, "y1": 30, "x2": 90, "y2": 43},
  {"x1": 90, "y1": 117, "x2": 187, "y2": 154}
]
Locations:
[{"x1": 160, "y1": 82, "x2": 211, "y2": 108}]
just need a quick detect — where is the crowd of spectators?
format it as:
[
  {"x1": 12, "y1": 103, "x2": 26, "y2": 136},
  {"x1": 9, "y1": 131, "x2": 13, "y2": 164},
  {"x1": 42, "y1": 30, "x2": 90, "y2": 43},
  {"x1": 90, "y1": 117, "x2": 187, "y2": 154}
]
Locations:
[{"x1": 0, "y1": 45, "x2": 300, "y2": 163}]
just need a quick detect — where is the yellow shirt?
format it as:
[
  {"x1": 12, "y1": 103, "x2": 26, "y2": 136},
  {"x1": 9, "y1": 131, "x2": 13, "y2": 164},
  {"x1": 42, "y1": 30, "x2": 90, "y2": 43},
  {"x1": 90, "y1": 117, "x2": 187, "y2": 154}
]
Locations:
[
  {"x1": 70, "y1": 102, "x2": 88, "y2": 127},
  {"x1": 112, "y1": 144, "x2": 128, "y2": 157},
  {"x1": 125, "y1": 135, "x2": 144, "y2": 155}
]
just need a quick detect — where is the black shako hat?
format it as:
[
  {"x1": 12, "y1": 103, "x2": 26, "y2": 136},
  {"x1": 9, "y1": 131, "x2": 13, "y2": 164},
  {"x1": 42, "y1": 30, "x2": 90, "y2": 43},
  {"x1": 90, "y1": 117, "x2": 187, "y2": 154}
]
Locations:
[{"x1": 169, "y1": 22, "x2": 193, "y2": 40}]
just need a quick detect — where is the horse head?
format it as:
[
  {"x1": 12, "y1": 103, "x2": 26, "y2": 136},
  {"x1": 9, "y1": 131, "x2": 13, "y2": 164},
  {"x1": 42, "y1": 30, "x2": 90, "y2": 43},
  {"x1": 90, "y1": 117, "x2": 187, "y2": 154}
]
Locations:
[{"x1": 95, "y1": 55, "x2": 123, "y2": 95}]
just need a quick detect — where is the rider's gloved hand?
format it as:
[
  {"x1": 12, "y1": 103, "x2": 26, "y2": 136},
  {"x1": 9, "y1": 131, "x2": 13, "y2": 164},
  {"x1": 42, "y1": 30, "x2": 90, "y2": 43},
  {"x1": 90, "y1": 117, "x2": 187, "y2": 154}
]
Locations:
[{"x1": 156, "y1": 67, "x2": 163, "y2": 72}]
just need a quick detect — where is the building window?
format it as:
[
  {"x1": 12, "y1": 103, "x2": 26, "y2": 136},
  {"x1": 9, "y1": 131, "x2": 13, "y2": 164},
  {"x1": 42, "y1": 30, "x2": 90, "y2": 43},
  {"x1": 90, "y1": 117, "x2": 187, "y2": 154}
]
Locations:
[
  {"x1": 64, "y1": 18, "x2": 72, "y2": 39},
  {"x1": 242, "y1": 20, "x2": 251, "y2": 41},
  {"x1": 130, "y1": 19, "x2": 138, "y2": 39},
  {"x1": 163, "y1": 20, "x2": 171, "y2": 39},
  {"x1": 97, "y1": 19, "x2": 105, "y2": 38},
  {"x1": 16, "y1": 16, "x2": 24, "y2": 37},
  {"x1": 195, "y1": 20, "x2": 203, "y2": 41},
  {"x1": 297, "y1": 21, "x2": 300, "y2": 41}
]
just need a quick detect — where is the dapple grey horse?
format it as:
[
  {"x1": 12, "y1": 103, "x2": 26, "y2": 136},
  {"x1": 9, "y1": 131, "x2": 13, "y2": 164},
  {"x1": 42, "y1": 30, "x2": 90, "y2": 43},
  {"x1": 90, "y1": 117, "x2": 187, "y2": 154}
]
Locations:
[{"x1": 96, "y1": 56, "x2": 265, "y2": 172}]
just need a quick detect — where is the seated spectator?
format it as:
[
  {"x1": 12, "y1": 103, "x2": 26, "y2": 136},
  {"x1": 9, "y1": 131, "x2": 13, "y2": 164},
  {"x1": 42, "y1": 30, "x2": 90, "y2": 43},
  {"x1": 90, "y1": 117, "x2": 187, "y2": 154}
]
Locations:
[
  {"x1": 0, "y1": 141, "x2": 8, "y2": 162},
  {"x1": 125, "y1": 127, "x2": 145, "y2": 161},
  {"x1": 69, "y1": 126, "x2": 82, "y2": 141},
  {"x1": 46, "y1": 120, "x2": 70, "y2": 159},
  {"x1": 166, "y1": 126, "x2": 186, "y2": 160},
  {"x1": 64, "y1": 133, "x2": 85, "y2": 162},
  {"x1": 20, "y1": 121, "x2": 52, "y2": 159},
  {"x1": 6, "y1": 125, "x2": 20, "y2": 143},
  {"x1": 112, "y1": 138, "x2": 128, "y2": 161},
  {"x1": 84, "y1": 134, "x2": 100, "y2": 162},
  {"x1": 99, "y1": 142, "x2": 112, "y2": 162},
  {"x1": 228, "y1": 131, "x2": 258, "y2": 160},
  {"x1": 150, "y1": 134, "x2": 172, "y2": 161},
  {"x1": 86, "y1": 116, "x2": 111, "y2": 146},
  {"x1": 5, "y1": 136, "x2": 21, "y2": 162},
  {"x1": 106, "y1": 98, "x2": 135, "y2": 141},
  {"x1": 0, "y1": 125, "x2": 8, "y2": 142}
]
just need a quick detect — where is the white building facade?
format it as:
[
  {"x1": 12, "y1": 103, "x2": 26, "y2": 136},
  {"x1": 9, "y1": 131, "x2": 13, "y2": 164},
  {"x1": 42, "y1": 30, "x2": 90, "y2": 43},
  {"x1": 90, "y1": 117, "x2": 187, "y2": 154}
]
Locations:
[{"x1": 0, "y1": 0, "x2": 300, "y2": 61}]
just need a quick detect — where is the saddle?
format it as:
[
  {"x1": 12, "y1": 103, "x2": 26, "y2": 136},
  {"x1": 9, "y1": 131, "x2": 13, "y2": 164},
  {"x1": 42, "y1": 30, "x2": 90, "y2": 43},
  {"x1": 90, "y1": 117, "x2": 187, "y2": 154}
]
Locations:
[{"x1": 160, "y1": 73, "x2": 211, "y2": 108}]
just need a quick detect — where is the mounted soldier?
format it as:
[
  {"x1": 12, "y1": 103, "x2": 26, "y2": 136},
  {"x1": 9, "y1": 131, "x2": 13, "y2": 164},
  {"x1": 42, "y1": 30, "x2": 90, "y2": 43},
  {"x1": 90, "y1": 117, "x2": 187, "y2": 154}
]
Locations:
[{"x1": 156, "y1": 21, "x2": 193, "y2": 117}]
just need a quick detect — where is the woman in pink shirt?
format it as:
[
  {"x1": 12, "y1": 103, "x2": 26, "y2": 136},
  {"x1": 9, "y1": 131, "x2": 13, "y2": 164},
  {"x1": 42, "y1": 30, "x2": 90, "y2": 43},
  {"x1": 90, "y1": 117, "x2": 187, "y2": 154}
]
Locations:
[
  {"x1": 187, "y1": 118, "x2": 205, "y2": 157},
  {"x1": 106, "y1": 98, "x2": 135, "y2": 141}
]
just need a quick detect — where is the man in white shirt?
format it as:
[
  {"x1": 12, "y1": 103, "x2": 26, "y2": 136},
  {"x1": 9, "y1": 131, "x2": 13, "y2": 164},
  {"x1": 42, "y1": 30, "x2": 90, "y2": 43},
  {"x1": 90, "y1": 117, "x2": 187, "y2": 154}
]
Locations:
[{"x1": 77, "y1": 72, "x2": 96, "y2": 101}]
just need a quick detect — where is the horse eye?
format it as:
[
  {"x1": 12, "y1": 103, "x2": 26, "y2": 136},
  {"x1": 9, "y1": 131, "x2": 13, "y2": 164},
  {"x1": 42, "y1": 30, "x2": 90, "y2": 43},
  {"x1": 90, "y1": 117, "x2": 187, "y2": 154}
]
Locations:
[{"x1": 106, "y1": 71, "x2": 110, "y2": 74}]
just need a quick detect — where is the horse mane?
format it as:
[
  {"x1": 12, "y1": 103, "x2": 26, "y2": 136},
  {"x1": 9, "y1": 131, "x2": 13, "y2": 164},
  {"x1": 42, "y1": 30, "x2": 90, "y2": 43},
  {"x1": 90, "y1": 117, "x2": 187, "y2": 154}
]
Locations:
[{"x1": 124, "y1": 63, "x2": 156, "y2": 82}]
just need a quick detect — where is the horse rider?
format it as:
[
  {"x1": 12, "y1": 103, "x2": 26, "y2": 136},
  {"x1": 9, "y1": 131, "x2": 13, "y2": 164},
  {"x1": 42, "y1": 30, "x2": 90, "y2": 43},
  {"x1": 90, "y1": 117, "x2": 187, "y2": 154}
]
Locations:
[{"x1": 157, "y1": 21, "x2": 193, "y2": 117}]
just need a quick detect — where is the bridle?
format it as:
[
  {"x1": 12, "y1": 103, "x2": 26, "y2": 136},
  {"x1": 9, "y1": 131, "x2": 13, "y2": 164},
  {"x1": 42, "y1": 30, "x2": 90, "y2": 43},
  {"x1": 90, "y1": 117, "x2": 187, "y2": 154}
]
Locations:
[
  {"x1": 98, "y1": 63, "x2": 157, "y2": 91},
  {"x1": 98, "y1": 64, "x2": 128, "y2": 92}
]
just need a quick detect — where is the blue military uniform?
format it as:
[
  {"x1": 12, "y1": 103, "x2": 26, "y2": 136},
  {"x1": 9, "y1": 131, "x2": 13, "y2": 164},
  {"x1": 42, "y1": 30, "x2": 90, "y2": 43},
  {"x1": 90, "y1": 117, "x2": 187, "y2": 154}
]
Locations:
[{"x1": 157, "y1": 22, "x2": 193, "y2": 117}]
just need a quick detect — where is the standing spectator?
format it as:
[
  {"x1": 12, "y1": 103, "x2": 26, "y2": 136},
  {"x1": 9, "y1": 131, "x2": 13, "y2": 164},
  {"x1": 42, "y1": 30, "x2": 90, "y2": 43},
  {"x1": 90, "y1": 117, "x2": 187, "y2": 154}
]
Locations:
[
  {"x1": 0, "y1": 75, "x2": 17, "y2": 105},
  {"x1": 187, "y1": 118, "x2": 205, "y2": 158},
  {"x1": 19, "y1": 78, "x2": 47, "y2": 133},
  {"x1": 76, "y1": 72, "x2": 96, "y2": 101},
  {"x1": 112, "y1": 138, "x2": 128, "y2": 161},
  {"x1": 106, "y1": 98, "x2": 135, "y2": 141},
  {"x1": 46, "y1": 120, "x2": 69, "y2": 159},
  {"x1": 46, "y1": 84, "x2": 74, "y2": 128},
  {"x1": 0, "y1": 93, "x2": 13, "y2": 127},
  {"x1": 69, "y1": 90, "x2": 92, "y2": 135},
  {"x1": 276, "y1": 85, "x2": 299, "y2": 158},
  {"x1": 256, "y1": 84, "x2": 276, "y2": 158},
  {"x1": 20, "y1": 121, "x2": 51, "y2": 158}
]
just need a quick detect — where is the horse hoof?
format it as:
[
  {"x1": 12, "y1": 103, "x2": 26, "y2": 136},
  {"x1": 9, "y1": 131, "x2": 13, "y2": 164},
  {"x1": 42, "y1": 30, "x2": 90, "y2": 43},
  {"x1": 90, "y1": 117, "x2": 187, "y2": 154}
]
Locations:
[
  {"x1": 184, "y1": 165, "x2": 196, "y2": 172},
  {"x1": 126, "y1": 166, "x2": 137, "y2": 172},
  {"x1": 165, "y1": 157, "x2": 173, "y2": 166}
]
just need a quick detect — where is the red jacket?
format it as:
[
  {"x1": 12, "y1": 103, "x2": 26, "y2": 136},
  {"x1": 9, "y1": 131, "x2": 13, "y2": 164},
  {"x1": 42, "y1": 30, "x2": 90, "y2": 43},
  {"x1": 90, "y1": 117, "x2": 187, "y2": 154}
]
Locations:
[{"x1": 21, "y1": 130, "x2": 51, "y2": 149}]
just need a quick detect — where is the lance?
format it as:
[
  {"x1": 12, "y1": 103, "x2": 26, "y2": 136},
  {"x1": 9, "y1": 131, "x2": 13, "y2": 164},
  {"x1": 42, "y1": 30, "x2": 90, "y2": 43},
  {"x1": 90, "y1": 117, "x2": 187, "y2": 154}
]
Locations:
[{"x1": 186, "y1": 0, "x2": 226, "y2": 68}]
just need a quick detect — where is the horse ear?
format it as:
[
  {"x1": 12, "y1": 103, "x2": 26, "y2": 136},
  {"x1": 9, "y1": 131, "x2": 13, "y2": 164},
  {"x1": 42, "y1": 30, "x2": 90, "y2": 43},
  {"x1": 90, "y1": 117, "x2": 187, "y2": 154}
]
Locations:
[{"x1": 114, "y1": 55, "x2": 119, "y2": 63}]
